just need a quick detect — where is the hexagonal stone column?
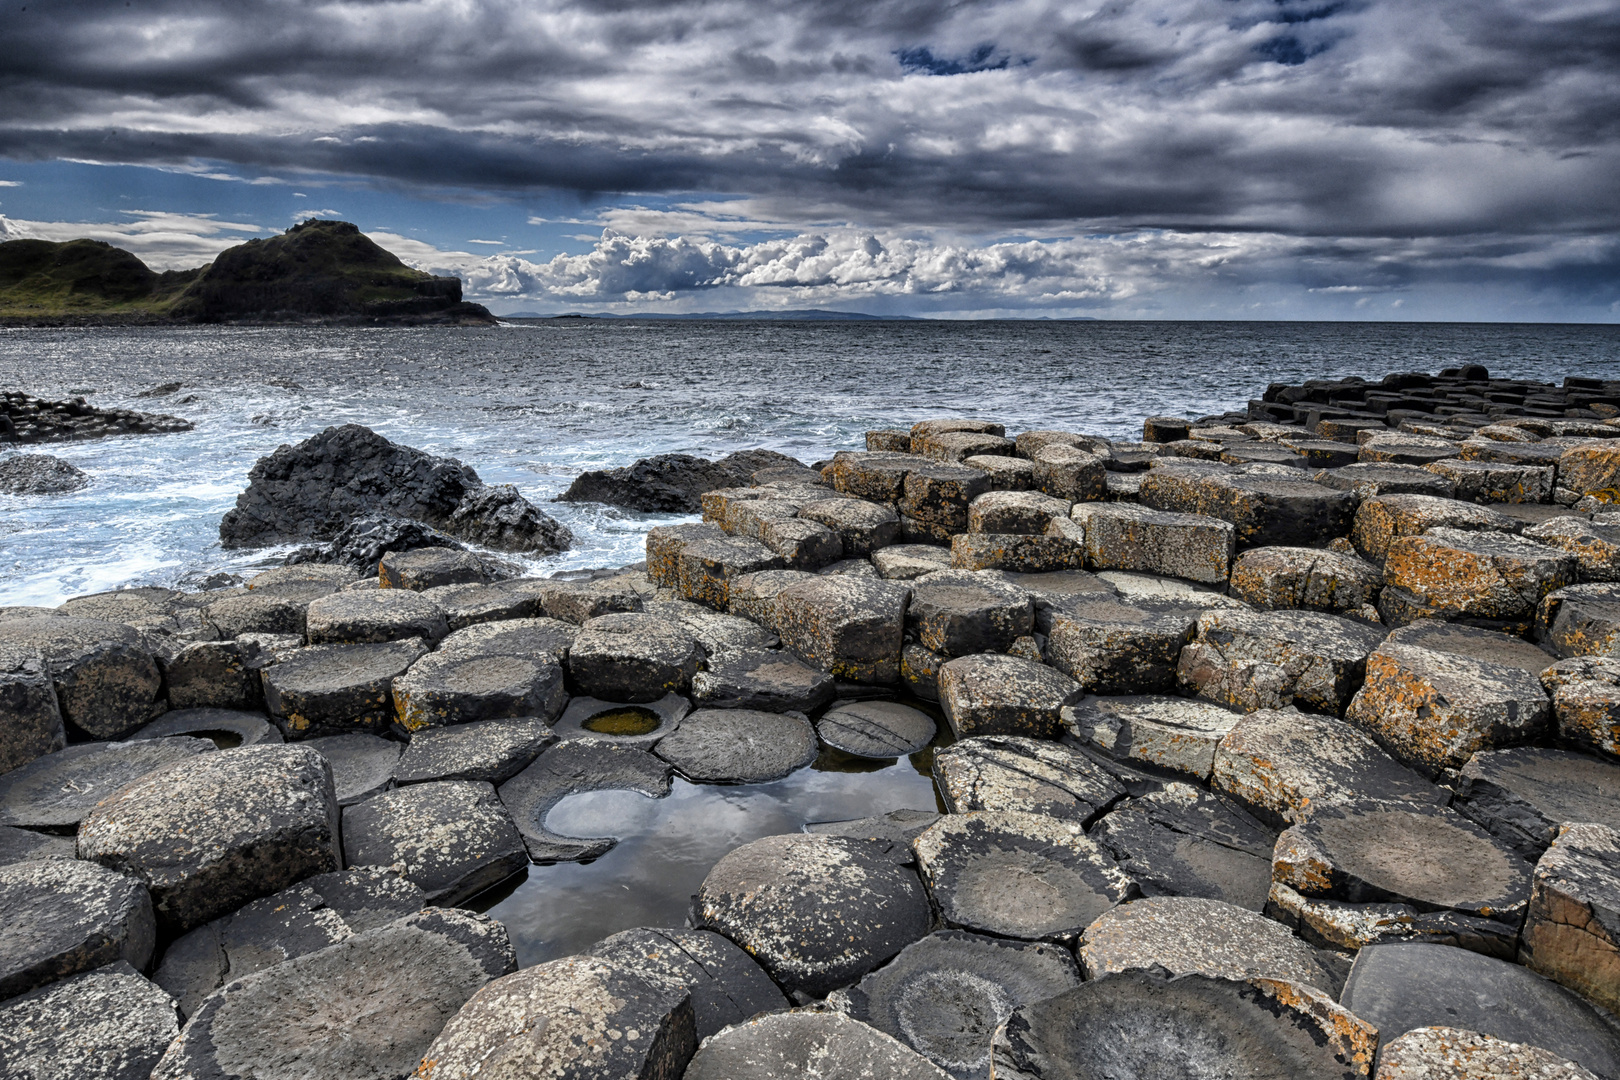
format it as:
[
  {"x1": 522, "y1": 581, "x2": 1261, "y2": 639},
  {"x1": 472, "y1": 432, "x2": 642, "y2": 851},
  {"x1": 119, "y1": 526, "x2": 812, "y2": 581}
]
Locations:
[
  {"x1": 1383, "y1": 527, "x2": 1577, "y2": 630},
  {"x1": 341, "y1": 780, "x2": 527, "y2": 905},
  {"x1": 1521, "y1": 822, "x2": 1620, "y2": 1015},
  {"x1": 1071, "y1": 503, "x2": 1235, "y2": 584},
  {"x1": 566, "y1": 612, "x2": 702, "y2": 702},
  {"x1": 0, "y1": 857, "x2": 155, "y2": 1000},
  {"x1": 1560, "y1": 442, "x2": 1620, "y2": 498},
  {"x1": 1350, "y1": 493, "x2": 1519, "y2": 562},
  {"x1": 392, "y1": 649, "x2": 566, "y2": 731},
  {"x1": 937, "y1": 654, "x2": 1080, "y2": 739},
  {"x1": 1526, "y1": 515, "x2": 1620, "y2": 583},
  {"x1": 262, "y1": 639, "x2": 429, "y2": 738},
  {"x1": 932, "y1": 735, "x2": 1123, "y2": 821},
  {"x1": 588, "y1": 926, "x2": 787, "y2": 1041},
  {"x1": 1041, "y1": 596, "x2": 1198, "y2": 694},
  {"x1": 906, "y1": 570, "x2": 1033, "y2": 656},
  {"x1": 677, "y1": 534, "x2": 786, "y2": 608},
  {"x1": 775, "y1": 576, "x2": 911, "y2": 683},
  {"x1": 1228, "y1": 546, "x2": 1383, "y2": 614},
  {"x1": 898, "y1": 462, "x2": 990, "y2": 538},
  {"x1": 377, "y1": 547, "x2": 496, "y2": 590},
  {"x1": 1378, "y1": 1027, "x2": 1600, "y2": 1080},
  {"x1": 305, "y1": 589, "x2": 449, "y2": 645},
  {"x1": 0, "y1": 737, "x2": 213, "y2": 831},
  {"x1": 1177, "y1": 609, "x2": 1383, "y2": 716},
  {"x1": 0, "y1": 647, "x2": 64, "y2": 773},
  {"x1": 0, "y1": 617, "x2": 162, "y2": 739},
  {"x1": 0, "y1": 962, "x2": 179, "y2": 1080},
  {"x1": 1064, "y1": 694, "x2": 1243, "y2": 780}
]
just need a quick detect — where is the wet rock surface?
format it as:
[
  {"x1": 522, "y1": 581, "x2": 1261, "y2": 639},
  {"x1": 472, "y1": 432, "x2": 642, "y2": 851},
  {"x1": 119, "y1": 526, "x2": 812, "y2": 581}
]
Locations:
[
  {"x1": 817, "y1": 699, "x2": 936, "y2": 757},
  {"x1": 497, "y1": 738, "x2": 672, "y2": 861},
  {"x1": 694, "y1": 646, "x2": 837, "y2": 712},
  {"x1": 0, "y1": 452, "x2": 91, "y2": 495},
  {"x1": 0, "y1": 736, "x2": 213, "y2": 831},
  {"x1": 654, "y1": 706, "x2": 817, "y2": 782},
  {"x1": 306, "y1": 731, "x2": 402, "y2": 805}
]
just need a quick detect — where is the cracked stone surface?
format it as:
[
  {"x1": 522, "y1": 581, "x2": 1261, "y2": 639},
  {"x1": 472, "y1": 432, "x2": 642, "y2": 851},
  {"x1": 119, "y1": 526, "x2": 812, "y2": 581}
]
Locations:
[
  {"x1": 654, "y1": 707, "x2": 817, "y2": 783},
  {"x1": 1520, "y1": 822, "x2": 1620, "y2": 1016},
  {"x1": 340, "y1": 780, "x2": 526, "y2": 905},
  {"x1": 932, "y1": 735, "x2": 1124, "y2": 823},
  {"x1": 817, "y1": 700, "x2": 936, "y2": 758},
  {"x1": 587, "y1": 926, "x2": 787, "y2": 1040},
  {"x1": 1063, "y1": 694, "x2": 1243, "y2": 780},
  {"x1": 685, "y1": 1010, "x2": 951, "y2": 1080},
  {"x1": 0, "y1": 857, "x2": 156, "y2": 1001},
  {"x1": 1376, "y1": 1026, "x2": 1600, "y2": 1080}
]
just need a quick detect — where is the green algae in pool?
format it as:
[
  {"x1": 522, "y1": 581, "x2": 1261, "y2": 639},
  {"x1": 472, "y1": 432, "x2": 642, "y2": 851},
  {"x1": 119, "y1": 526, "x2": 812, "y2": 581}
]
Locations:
[
  {"x1": 478, "y1": 747, "x2": 944, "y2": 967},
  {"x1": 581, "y1": 707, "x2": 661, "y2": 737}
]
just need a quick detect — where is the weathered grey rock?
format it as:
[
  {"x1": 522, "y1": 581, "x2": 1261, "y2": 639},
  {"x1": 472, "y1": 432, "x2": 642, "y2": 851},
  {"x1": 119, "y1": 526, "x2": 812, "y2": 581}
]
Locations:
[
  {"x1": 220, "y1": 423, "x2": 570, "y2": 554},
  {"x1": 1427, "y1": 457, "x2": 1556, "y2": 504},
  {"x1": 697, "y1": 833, "x2": 932, "y2": 998},
  {"x1": 965, "y1": 453, "x2": 1035, "y2": 491},
  {"x1": 131, "y1": 707, "x2": 281, "y2": 748},
  {"x1": 1376, "y1": 1026, "x2": 1601, "y2": 1080},
  {"x1": 908, "y1": 570, "x2": 1033, "y2": 656},
  {"x1": 57, "y1": 587, "x2": 188, "y2": 635},
  {"x1": 873, "y1": 544, "x2": 954, "y2": 580},
  {"x1": 1267, "y1": 879, "x2": 1521, "y2": 958},
  {"x1": 550, "y1": 692, "x2": 688, "y2": 747},
  {"x1": 902, "y1": 642, "x2": 946, "y2": 701},
  {"x1": 262, "y1": 639, "x2": 428, "y2": 737},
  {"x1": 77, "y1": 744, "x2": 342, "y2": 932},
  {"x1": 828, "y1": 451, "x2": 927, "y2": 502},
  {"x1": 1079, "y1": 896, "x2": 1336, "y2": 990},
  {"x1": 933, "y1": 735, "x2": 1124, "y2": 822},
  {"x1": 1352, "y1": 494, "x2": 1521, "y2": 563},
  {"x1": 1387, "y1": 528, "x2": 1577, "y2": 627},
  {"x1": 1032, "y1": 443, "x2": 1107, "y2": 502},
  {"x1": 1457, "y1": 747, "x2": 1620, "y2": 860},
  {"x1": 949, "y1": 531, "x2": 1085, "y2": 573},
  {"x1": 817, "y1": 700, "x2": 936, "y2": 758},
  {"x1": 1212, "y1": 707, "x2": 1447, "y2": 828},
  {"x1": 152, "y1": 866, "x2": 425, "y2": 1019},
  {"x1": 497, "y1": 738, "x2": 672, "y2": 861},
  {"x1": 1346, "y1": 626, "x2": 1552, "y2": 774},
  {"x1": 692, "y1": 646, "x2": 836, "y2": 713},
  {"x1": 0, "y1": 737, "x2": 213, "y2": 831},
  {"x1": 677, "y1": 534, "x2": 786, "y2": 608},
  {"x1": 1341, "y1": 942, "x2": 1620, "y2": 1078},
  {"x1": 868, "y1": 429, "x2": 914, "y2": 452},
  {"x1": 967, "y1": 491, "x2": 1071, "y2": 535},
  {"x1": 153, "y1": 908, "x2": 516, "y2": 1080},
  {"x1": 202, "y1": 579, "x2": 336, "y2": 638},
  {"x1": 1178, "y1": 609, "x2": 1383, "y2": 716},
  {"x1": 416, "y1": 581, "x2": 540, "y2": 631},
  {"x1": 0, "y1": 452, "x2": 91, "y2": 494},
  {"x1": 560, "y1": 448, "x2": 799, "y2": 512},
  {"x1": 587, "y1": 926, "x2": 788, "y2": 1040},
  {"x1": 249, "y1": 564, "x2": 360, "y2": 591},
  {"x1": 566, "y1": 612, "x2": 702, "y2": 702},
  {"x1": 806, "y1": 808, "x2": 941, "y2": 856},
  {"x1": 1541, "y1": 656, "x2": 1620, "y2": 757},
  {"x1": 1521, "y1": 822, "x2": 1620, "y2": 1015},
  {"x1": 726, "y1": 569, "x2": 816, "y2": 631},
  {"x1": 644, "y1": 596, "x2": 779, "y2": 655},
  {"x1": 1402, "y1": 619, "x2": 1559, "y2": 673},
  {"x1": 1063, "y1": 694, "x2": 1243, "y2": 780},
  {"x1": 0, "y1": 647, "x2": 65, "y2": 773},
  {"x1": 914, "y1": 428, "x2": 1013, "y2": 463},
  {"x1": 394, "y1": 716, "x2": 554, "y2": 786},
  {"x1": 776, "y1": 575, "x2": 911, "y2": 683},
  {"x1": 1273, "y1": 805, "x2": 1530, "y2": 926},
  {"x1": 1361, "y1": 432, "x2": 1462, "y2": 465},
  {"x1": 646, "y1": 521, "x2": 725, "y2": 589},
  {"x1": 1090, "y1": 783, "x2": 1278, "y2": 911},
  {"x1": 1041, "y1": 596, "x2": 1199, "y2": 694},
  {"x1": 1070, "y1": 503, "x2": 1235, "y2": 584},
  {"x1": 654, "y1": 707, "x2": 816, "y2": 783},
  {"x1": 913, "y1": 810, "x2": 1135, "y2": 941},
  {"x1": 795, "y1": 497, "x2": 901, "y2": 558},
  {"x1": 0, "y1": 858, "x2": 156, "y2": 1001},
  {"x1": 898, "y1": 462, "x2": 992, "y2": 536},
  {"x1": 1525, "y1": 515, "x2": 1620, "y2": 583},
  {"x1": 161, "y1": 640, "x2": 267, "y2": 712},
  {"x1": 306, "y1": 732, "x2": 401, "y2": 806},
  {"x1": 1542, "y1": 585, "x2": 1620, "y2": 658},
  {"x1": 1140, "y1": 469, "x2": 1357, "y2": 549},
  {"x1": 1560, "y1": 441, "x2": 1620, "y2": 497},
  {"x1": 0, "y1": 824, "x2": 74, "y2": 865},
  {"x1": 937, "y1": 654, "x2": 1080, "y2": 739},
  {"x1": 1097, "y1": 569, "x2": 1247, "y2": 609},
  {"x1": 377, "y1": 547, "x2": 502, "y2": 592},
  {"x1": 305, "y1": 589, "x2": 448, "y2": 645},
  {"x1": 392, "y1": 648, "x2": 566, "y2": 732},
  {"x1": 1315, "y1": 462, "x2": 1457, "y2": 499},
  {"x1": 518, "y1": 571, "x2": 648, "y2": 624},
  {"x1": 435, "y1": 615, "x2": 576, "y2": 663},
  {"x1": 341, "y1": 780, "x2": 525, "y2": 904},
  {"x1": 0, "y1": 962, "x2": 179, "y2": 1080},
  {"x1": 1229, "y1": 546, "x2": 1385, "y2": 614},
  {"x1": 685, "y1": 1010, "x2": 950, "y2": 1080},
  {"x1": 759, "y1": 515, "x2": 844, "y2": 567},
  {"x1": 0, "y1": 617, "x2": 162, "y2": 739},
  {"x1": 829, "y1": 930, "x2": 1081, "y2": 1080},
  {"x1": 284, "y1": 514, "x2": 469, "y2": 577}
]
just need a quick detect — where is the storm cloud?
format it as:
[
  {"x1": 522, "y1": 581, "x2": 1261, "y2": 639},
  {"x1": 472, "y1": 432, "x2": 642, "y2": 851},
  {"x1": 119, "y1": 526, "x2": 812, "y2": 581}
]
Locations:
[{"x1": 1, "y1": 0, "x2": 1617, "y2": 314}]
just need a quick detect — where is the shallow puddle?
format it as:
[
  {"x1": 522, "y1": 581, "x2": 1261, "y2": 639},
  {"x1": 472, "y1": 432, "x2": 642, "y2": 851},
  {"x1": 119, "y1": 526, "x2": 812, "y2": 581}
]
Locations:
[{"x1": 480, "y1": 747, "x2": 945, "y2": 967}]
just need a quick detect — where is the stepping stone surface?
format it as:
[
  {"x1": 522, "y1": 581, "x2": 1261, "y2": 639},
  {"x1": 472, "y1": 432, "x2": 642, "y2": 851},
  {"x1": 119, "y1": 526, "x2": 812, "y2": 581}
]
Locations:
[
  {"x1": 1227, "y1": 545, "x2": 1383, "y2": 614},
  {"x1": 304, "y1": 588, "x2": 449, "y2": 645},
  {"x1": 684, "y1": 1010, "x2": 951, "y2": 1080},
  {"x1": 691, "y1": 646, "x2": 836, "y2": 712},
  {"x1": 393, "y1": 716, "x2": 554, "y2": 785},
  {"x1": 0, "y1": 824, "x2": 74, "y2": 866},
  {"x1": 0, "y1": 616, "x2": 162, "y2": 739},
  {"x1": 938, "y1": 654, "x2": 1080, "y2": 739},
  {"x1": 587, "y1": 926, "x2": 788, "y2": 1040},
  {"x1": 0, "y1": 857, "x2": 156, "y2": 1001},
  {"x1": 131, "y1": 706, "x2": 282, "y2": 747},
  {"x1": 341, "y1": 780, "x2": 526, "y2": 905},
  {"x1": 654, "y1": 707, "x2": 817, "y2": 783},
  {"x1": 392, "y1": 648, "x2": 566, "y2": 730},
  {"x1": 262, "y1": 639, "x2": 428, "y2": 737},
  {"x1": 932, "y1": 735, "x2": 1124, "y2": 822},
  {"x1": 698, "y1": 833, "x2": 932, "y2": 998},
  {"x1": 0, "y1": 962, "x2": 179, "y2": 1080},
  {"x1": 906, "y1": 570, "x2": 1033, "y2": 656},
  {"x1": 1177, "y1": 608, "x2": 1384, "y2": 716},
  {"x1": 307, "y1": 732, "x2": 402, "y2": 805},
  {"x1": 775, "y1": 575, "x2": 911, "y2": 683},
  {"x1": 830, "y1": 930, "x2": 1081, "y2": 1080},
  {"x1": 817, "y1": 700, "x2": 936, "y2": 758},
  {"x1": 1070, "y1": 502, "x2": 1236, "y2": 584},
  {"x1": 152, "y1": 909, "x2": 516, "y2": 1080},
  {"x1": 566, "y1": 612, "x2": 702, "y2": 702},
  {"x1": 1064, "y1": 693, "x2": 1242, "y2": 780},
  {"x1": 0, "y1": 737, "x2": 213, "y2": 830},
  {"x1": 1041, "y1": 596, "x2": 1199, "y2": 694},
  {"x1": 1091, "y1": 783, "x2": 1278, "y2": 911},
  {"x1": 1457, "y1": 747, "x2": 1620, "y2": 860}
]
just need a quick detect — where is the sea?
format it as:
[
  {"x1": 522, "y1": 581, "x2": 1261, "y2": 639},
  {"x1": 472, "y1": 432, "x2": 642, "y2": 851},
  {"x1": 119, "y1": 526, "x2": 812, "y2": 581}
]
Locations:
[{"x1": 5, "y1": 318, "x2": 1619, "y2": 964}]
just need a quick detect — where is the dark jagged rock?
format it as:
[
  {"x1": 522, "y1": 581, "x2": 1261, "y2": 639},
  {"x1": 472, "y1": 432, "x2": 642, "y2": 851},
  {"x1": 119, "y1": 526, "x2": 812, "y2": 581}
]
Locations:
[
  {"x1": 558, "y1": 448, "x2": 803, "y2": 512},
  {"x1": 0, "y1": 452, "x2": 90, "y2": 492},
  {"x1": 0, "y1": 391, "x2": 191, "y2": 444},
  {"x1": 219, "y1": 424, "x2": 570, "y2": 555},
  {"x1": 287, "y1": 514, "x2": 467, "y2": 576}
]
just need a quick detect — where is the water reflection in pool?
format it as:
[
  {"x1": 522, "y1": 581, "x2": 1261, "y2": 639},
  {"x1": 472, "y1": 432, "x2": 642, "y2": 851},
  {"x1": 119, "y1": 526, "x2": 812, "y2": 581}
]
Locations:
[{"x1": 480, "y1": 748, "x2": 945, "y2": 967}]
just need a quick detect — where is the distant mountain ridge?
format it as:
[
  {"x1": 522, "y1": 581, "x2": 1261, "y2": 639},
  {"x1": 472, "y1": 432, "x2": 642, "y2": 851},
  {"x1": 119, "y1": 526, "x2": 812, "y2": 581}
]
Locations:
[
  {"x1": 503, "y1": 308, "x2": 921, "y2": 321},
  {"x1": 0, "y1": 220, "x2": 495, "y2": 326}
]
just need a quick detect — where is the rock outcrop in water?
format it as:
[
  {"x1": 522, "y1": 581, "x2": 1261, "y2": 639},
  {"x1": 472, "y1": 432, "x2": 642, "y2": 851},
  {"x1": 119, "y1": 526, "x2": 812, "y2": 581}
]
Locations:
[
  {"x1": 1, "y1": 391, "x2": 192, "y2": 445},
  {"x1": 9, "y1": 364, "x2": 1620, "y2": 1079},
  {"x1": 0, "y1": 454, "x2": 90, "y2": 494},
  {"x1": 219, "y1": 424, "x2": 571, "y2": 555},
  {"x1": 557, "y1": 448, "x2": 807, "y2": 512}
]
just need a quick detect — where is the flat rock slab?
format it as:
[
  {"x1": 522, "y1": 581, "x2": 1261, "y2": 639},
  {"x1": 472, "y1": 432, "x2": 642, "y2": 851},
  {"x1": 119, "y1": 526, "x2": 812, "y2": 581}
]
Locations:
[
  {"x1": 817, "y1": 700, "x2": 935, "y2": 758},
  {"x1": 341, "y1": 780, "x2": 526, "y2": 905},
  {"x1": 913, "y1": 810, "x2": 1136, "y2": 941},
  {"x1": 775, "y1": 575, "x2": 911, "y2": 684},
  {"x1": 1315, "y1": 463, "x2": 1456, "y2": 499},
  {"x1": 1457, "y1": 747, "x2": 1620, "y2": 860},
  {"x1": 0, "y1": 737, "x2": 213, "y2": 831},
  {"x1": 131, "y1": 707, "x2": 282, "y2": 747},
  {"x1": 1526, "y1": 516, "x2": 1620, "y2": 584},
  {"x1": 587, "y1": 926, "x2": 787, "y2": 1040},
  {"x1": 1544, "y1": 590, "x2": 1620, "y2": 659},
  {"x1": 907, "y1": 570, "x2": 1034, "y2": 656},
  {"x1": 434, "y1": 616, "x2": 577, "y2": 663},
  {"x1": 1228, "y1": 546, "x2": 1384, "y2": 615},
  {"x1": 1090, "y1": 783, "x2": 1278, "y2": 912},
  {"x1": 692, "y1": 647, "x2": 837, "y2": 713},
  {"x1": 1391, "y1": 619, "x2": 1559, "y2": 675},
  {"x1": 566, "y1": 612, "x2": 703, "y2": 702},
  {"x1": 1079, "y1": 896, "x2": 1336, "y2": 992},
  {"x1": 685, "y1": 1009, "x2": 951, "y2": 1080},
  {"x1": 1351, "y1": 493, "x2": 1518, "y2": 563},
  {"x1": 991, "y1": 970, "x2": 1376, "y2": 1080},
  {"x1": 204, "y1": 580, "x2": 336, "y2": 638},
  {"x1": 806, "y1": 808, "x2": 941, "y2": 860},
  {"x1": 1377, "y1": 1026, "x2": 1601, "y2": 1080},
  {"x1": 1212, "y1": 707, "x2": 1447, "y2": 828},
  {"x1": 416, "y1": 953, "x2": 695, "y2": 1080},
  {"x1": 304, "y1": 589, "x2": 449, "y2": 645},
  {"x1": 644, "y1": 597, "x2": 780, "y2": 655},
  {"x1": 932, "y1": 735, "x2": 1124, "y2": 823},
  {"x1": 654, "y1": 707, "x2": 817, "y2": 783},
  {"x1": 497, "y1": 738, "x2": 672, "y2": 861},
  {"x1": 0, "y1": 824, "x2": 74, "y2": 865},
  {"x1": 873, "y1": 544, "x2": 956, "y2": 580},
  {"x1": 1063, "y1": 694, "x2": 1243, "y2": 780},
  {"x1": 1139, "y1": 470, "x2": 1357, "y2": 549},
  {"x1": 1341, "y1": 942, "x2": 1620, "y2": 1079},
  {"x1": 1273, "y1": 805, "x2": 1529, "y2": 923},
  {"x1": 1521, "y1": 822, "x2": 1620, "y2": 1015},
  {"x1": 524, "y1": 571, "x2": 651, "y2": 625},
  {"x1": 0, "y1": 858, "x2": 156, "y2": 1001},
  {"x1": 938, "y1": 654, "x2": 1080, "y2": 740},
  {"x1": 1384, "y1": 527, "x2": 1576, "y2": 626},
  {"x1": 415, "y1": 582, "x2": 541, "y2": 631},
  {"x1": 392, "y1": 648, "x2": 566, "y2": 731},
  {"x1": 152, "y1": 909, "x2": 516, "y2": 1080},
  {"x1": 307, "y1": 732, "x2": 403, "y2": 806},
  {"x1": 1041, "y1": 596, "x2": 1199, "y2": 694},
  {"x1": 393, "y1": 716, "x2": 555, "y2": 786},
  {"x1": 697, "y1": 833, "x2": 932, "y2": 998},
  {"x1": 550, "y1": 692, "x2": 688, "y2": 748},
  {"x1": 262, "y1": 639, "x2": 429, "y2": 737},
  {"x1": 678, "y1": 533, "x2": 787, "y2": 607},
  {"x1": 78, "y1": 744, "x2": 343, "y2": 933},
  {"x1": 0, "y1": 616, "x2": 162, "y2": 739},
  {"x1": 0, "y1": 961, "x2": 179, "y2": 1080},
  {"x1": 153, "y1": 866, "x2": 426, "y2": 1019},
  {"x1": 1177, "y1": 608, "x2": 1384, "y2": 716},
  {"x1": 1071, "y1": 502, "x2": 1236, "y2": 584},
  {"x1": 830, "y1": 930, "x2": 1081, "y2": 1079},
  {"x1": 378, "y1": 546, "x2": 498, "y2": 590}
]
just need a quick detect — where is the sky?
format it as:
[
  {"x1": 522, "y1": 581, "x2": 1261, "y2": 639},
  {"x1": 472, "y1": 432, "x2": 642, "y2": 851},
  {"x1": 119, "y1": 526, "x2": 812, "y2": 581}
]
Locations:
[{"x1": 0, "y1": 0, "x2": 1617, "y2": 320}]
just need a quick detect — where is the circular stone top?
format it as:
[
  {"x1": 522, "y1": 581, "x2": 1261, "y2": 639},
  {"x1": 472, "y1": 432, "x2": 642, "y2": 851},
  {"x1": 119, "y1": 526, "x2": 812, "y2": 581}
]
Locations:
[
  {"x1": 551, "y1": 693, "x2": 689, "y2": 748},
  {"x1": 130, "y1": 708, "x2": 283, "y2": 748},
  {"x1": 816, "y1": 701, "x2": 936, "y2": 759},
  {"x1": 0, "y1": 738, "x2": 214, "y2": 830},
  {"x1": 305, "y1": 591, "x2": 448, "y2": 645},
  {"x1": 656, "y1": 708, "x2": 817, "y2": 783},
  {"x1": 306, "y1": 733, "x2": 403, "y2": 806}
]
